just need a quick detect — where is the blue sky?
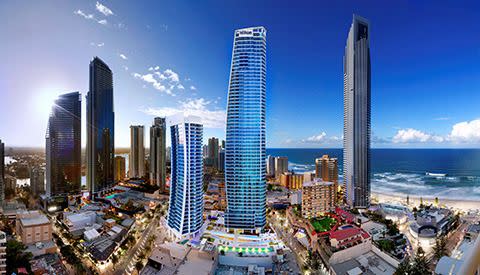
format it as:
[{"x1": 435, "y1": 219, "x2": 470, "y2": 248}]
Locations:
[{"x1": 1, "y1": 0, "x2": 479, "y2": 148}]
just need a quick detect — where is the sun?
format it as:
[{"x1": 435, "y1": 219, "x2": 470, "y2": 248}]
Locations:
[{"x1": 34, "y1": 87, "x2": 65, "y2": 118}]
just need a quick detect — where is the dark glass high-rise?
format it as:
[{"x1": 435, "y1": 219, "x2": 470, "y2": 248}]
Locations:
[
  {"x1": 86, "y1": 57, "x2": 115, "y2": 196},
  {"x1": 46, "y1": 92, "x2": 81, "y2": 197}
]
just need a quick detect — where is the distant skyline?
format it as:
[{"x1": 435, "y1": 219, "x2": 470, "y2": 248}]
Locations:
[{"x1": 1, "y1": 1, "x2": 480, "y2": 148}]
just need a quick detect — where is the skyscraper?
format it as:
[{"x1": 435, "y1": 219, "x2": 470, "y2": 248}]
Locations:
[
  {"x1": 46, "y1": 92, "x2": 81, "y2": 197},
  {"x1": 208, "y1": 137, "x2": 219, "y2": 169},
  {"x1": 0, "y1": 140, "x2": 4, "y2": 204},
  {"x1": 129, "y1": 125, "x2": 145, "y2": 179},
  {"x1": 225, "y1": 26, "x2": 267, "y2": 232},
  {"x1": 150, "y1": 117, "x2": 167, "y2": 191},
  {"x1": 167, "y1": 117, "x2": 204, "y2": 238},
  {"x1": 30, "y1": 166, "x2": 45, "y2": 195},
  {"x1": 266, "y1": 155, "x2": 275, "y2": 177},
  {"x1": 274, "y1": 156, "x2": 288, "y2": 178},
  {"x1": 343, "y1": 15, "x2": 371, "y2": 208},
  {"x1": 87, "y1": 57, "x2": 115, "y2": 196},
  {"x1": 114, "y1": 156, "x2": 126, "y2": 182},
  {"x1": 315, "y1": 155, "x2": 338, "y2": 182}
]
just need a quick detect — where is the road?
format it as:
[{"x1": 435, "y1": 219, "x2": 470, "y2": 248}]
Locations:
[{"x1": 113, "y1": 216, "x2": 159, "y2": 275}]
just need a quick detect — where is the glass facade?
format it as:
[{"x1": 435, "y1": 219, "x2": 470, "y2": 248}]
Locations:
[
  {"x1": 46, "y1": 92, "x2": 81, "y2": 197},
  {"x1": 87, "y1": 57, "x2": 115, "y2": 196},
  {"x1": 167, "y1": 120, "x2": 204, "y2": 238},
  {"x1": 343, "y1": 15, "x2": 371, "y2": 208},
  {"x1": 225, "y1": 27, "x2": 267, "y2": 231}
]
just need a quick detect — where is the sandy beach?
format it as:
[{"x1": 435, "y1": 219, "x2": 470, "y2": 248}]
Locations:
[{"x1": 372, "y1": 191, "x2": 480, "y2": 213}]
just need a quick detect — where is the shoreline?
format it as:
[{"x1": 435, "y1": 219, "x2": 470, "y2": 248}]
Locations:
[{"x1": 372, "y1": 191, "x2": 480, "y2": 212}]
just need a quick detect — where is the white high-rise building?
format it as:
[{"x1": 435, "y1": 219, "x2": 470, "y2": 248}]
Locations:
[
  {"x1": 129, "y1": 125, "x2": 145, "y2": 178},
  {"x1": 167, "y1": 116, "x2": 204, "y2": 238},
  {"x1": 343, "y1": 15, "x2": 371, "y2": 208}
]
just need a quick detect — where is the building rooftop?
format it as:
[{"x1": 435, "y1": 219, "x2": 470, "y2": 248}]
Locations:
[
  {"x1": 20, "y1": 213, "x2": 50, "y2": 227},
  {"x1": 330, "y1": 227, "x2": 370, "y2": 242},
  {"x1": 331, "y1": 250, "x2": 396, "y2": 275},
  {"x1": 302, "y1": 178, "x2": 334, "y2": 187}
]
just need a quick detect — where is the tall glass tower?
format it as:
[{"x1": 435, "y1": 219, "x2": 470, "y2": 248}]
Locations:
[
  {"x1": 87, "y1": 57, "x2": 115, "y2": 196},
  {"x1": 225, "y1": 27, "x2": 267, "y2": 232},
  {"x1": 129, "y1": 125, "x2": 145, "y2": 179},
  {"x1": 343, "y1": 15, "x2": 371, "y2": 208},
  {"x1": 150, "y1": 117, "x2": 166, "y2": 192},
  {"x1": 46, "y1": 92, "x2": 81, "y2": 197},
  {"x1": 167, "y1": 117, "x2": 204, "y2": 238}
]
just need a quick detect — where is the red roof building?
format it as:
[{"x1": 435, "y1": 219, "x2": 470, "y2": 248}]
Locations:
[{"x1": 329, "y1": 226, "x2": 371, "y2": 249}]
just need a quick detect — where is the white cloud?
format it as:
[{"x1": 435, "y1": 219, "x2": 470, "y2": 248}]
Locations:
[
  {"x1": 119, "y1": 53, "x2": 128, "y2": 60},
  {"x1": 393, "y1": 128, "x2": 444, "y2": 143},
  {"x1": 141, "y1": 98, "x2": 226, "y2": 128},
  {"x1": 74, "y1": 9, "x2": 94, "y2": 19},
  {"x1": 133, "y1": 68, "x2": 190, "y2": 96},
  {"x1": 301, "y1": 132, "x2": 342, "y2": 145},
  {"x1": 90, "y1": 42, "x2": 104, "y2": 47},
  {"x1": 74, "y1": 9, "x2": 107, "y2": 25},
  {"x1": 304, "y1": 132, "x2": 327, "y2": 142},
  {"x1": 449, "y1": 119, "x2": 480, "y2": 143},
  {"x1": 164, "y1": 69, "x2": 179, "y2": 82},
  {"x1": 434, "y1": 117, "x2": 451, "y2": 121},
  {"x1": 190, "y1": 85, "x2": 197, "y2": 90},
  {"x1": 95, "y1": 2, "x2": 114, "y2": 16},
  {"x1": 122, "y1": 66, "x2": 129, "y2": 71}
]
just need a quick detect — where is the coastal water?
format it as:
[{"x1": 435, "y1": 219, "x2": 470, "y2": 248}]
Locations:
[{"x1": 267, "y1": 148, "x2": 480, "y2": 201}]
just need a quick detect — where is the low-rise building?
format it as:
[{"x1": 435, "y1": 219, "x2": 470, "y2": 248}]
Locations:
[
  {"x1": 16, "y1": 211, "x2": 56, "y2": 256},
  {"x1": 330, "y1": 225, "x2": 371, "y2": 250},
  {"x1": 361, "y1": 221, "x2": 387, "y2": 241},
  {"x1": 64, "y1": 211, "x2": 97, "y2": 231},
  {"x1": 301, "y1": 179, "x2": 335, "y2": 218}
]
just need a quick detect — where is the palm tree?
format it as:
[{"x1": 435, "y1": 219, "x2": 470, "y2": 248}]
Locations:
[{"x1": 433, "y1": 236, "x2": 447, "y2": 260}]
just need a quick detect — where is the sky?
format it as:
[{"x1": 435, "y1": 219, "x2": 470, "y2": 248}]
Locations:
[{"x1": 1, "y1": 0, "x2": 479, "y2": 148}]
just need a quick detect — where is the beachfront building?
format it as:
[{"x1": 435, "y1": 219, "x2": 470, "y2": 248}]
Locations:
[
  {"x1": 45, "y1": 92, "x2": 81, "y2": 197},
  {"x1": 225, "y1": 27, "x2": 267, "y2": 233},
  {"x1": 207, "y1": 137, "x2": 219, "y2": 169},
  {"x1": 87, "y1": 57, "x2": 115, "y2": 196},
  {"x1": 315, "y1": 155, "x2": 338, "y2": 182},
  {"x1": 343, "y1": 15, "x2": 371, "y2": 208},
  {"x1": 129, "y1": 125, "x2": 145, "y2": 179},
  {"x1": 167, "y1": 117, "x2": 204, "y2": 238},
  {"x1": 266, "y1": 155, "x2": 275, "y2": 177},
  {"x1": 149, "y1": 117, "x2": 167, "y2": 191},
  {"x1": 301, "y1": 178, "x2": 336, "y2": 218},
  {"x1": 280, "y1": 172, "x2": 303, "y2": 190},
  {"x1": 274, "y1": 157, "x2": 288, "y2": 178}
]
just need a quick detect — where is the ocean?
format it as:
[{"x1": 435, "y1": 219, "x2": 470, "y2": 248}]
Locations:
[{"x1": 267, "y1": 148, "x2": 480, "y2": 201}]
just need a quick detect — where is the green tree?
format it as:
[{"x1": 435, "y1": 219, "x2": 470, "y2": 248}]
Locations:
[
  {"x1": 6, "y1": 240, "x2": 32, "y2": 274},
  {"x1": 433, "y1": 236, "x2": 447, "y2": 260},
  {"x1": 394, "y1": 257, "x2": 412, "y2": 275},
  {"x1": 411, "y1": 247, "x2": 430, "y2": 275},
  {"x1": 135, "y1": 260, "x2": 144, "y2": 272}
]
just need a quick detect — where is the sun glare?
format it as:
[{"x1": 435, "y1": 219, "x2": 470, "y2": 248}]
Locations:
[{"x1": 34, "y1": 88, "x2": 64, "y2": 117}]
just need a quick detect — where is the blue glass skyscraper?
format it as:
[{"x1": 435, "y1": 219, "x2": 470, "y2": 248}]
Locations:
[
  {"x1": 225, "y1": 27, "x2": 267, "y2": 232},
  {"x1": 46, "y1": 92, "x2": 81, "y2": 197},
  {"x1": 343, "y1": 15, "x2": 371, "y2": 208},
  {"x1": 87, "y1": 57, "x2": 115, "y2": 196},
  {"x1": 167, "y1": 117, "x2": 204, "y2": 238}
]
